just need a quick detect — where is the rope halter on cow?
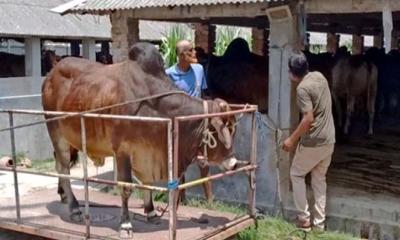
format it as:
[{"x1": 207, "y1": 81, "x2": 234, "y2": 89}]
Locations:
[{"x1": 199, "y1": 101, "x2": 217, "y2": 168}]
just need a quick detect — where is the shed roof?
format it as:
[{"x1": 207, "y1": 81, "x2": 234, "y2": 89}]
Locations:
[
  {"x1": 0, "y1": 0, "x2": 192, "y2": 41},
  {"x1": 0, "y1": 0, "x2": 110, "y2": 39},
  {"x1": 53, "y1": 0, "x2": 284, "y2": 14}
]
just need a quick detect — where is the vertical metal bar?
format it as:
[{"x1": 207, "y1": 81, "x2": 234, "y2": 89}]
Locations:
[
  {"x1": 9, "y1": 112, "x2": 21, "y2": 222},
  {"x1": 80, "y1": 117, "x2": 90, "y2": 238},
  {"x1": 169, "y1": 119, "x2": 178, "y2": 240},
  {"x1": 113, "y1": 156, "x2": 118, "y2": 183},
  {"x1": 248, "y1": 111, "x2": 257, "y2": 217}
]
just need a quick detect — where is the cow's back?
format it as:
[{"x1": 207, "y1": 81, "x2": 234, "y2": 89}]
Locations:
[{"x1": 42, "y1": 57, "x2": 102, "y2": 112}]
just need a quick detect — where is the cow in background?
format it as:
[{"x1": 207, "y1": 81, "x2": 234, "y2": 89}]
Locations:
[
  {"x1": 203, "y1": 38, "x2": 269, "y2": 113},
  {"x1": 332, "y1": 48, "x2": 378, "y2": 135},
  {"x1": 42, "y1": 50, "x2": 61, "y2": 76},
  {"x1": 365, "y1": 47, "x2": 400, "y2": 117}
]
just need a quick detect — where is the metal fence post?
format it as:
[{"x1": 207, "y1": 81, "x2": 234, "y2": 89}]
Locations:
[
  {"x1": 9, "y1": 112, "x2": 21, "y2": 223},
  {"x1": 248, "y1": 111, "x2": 257, "y2": 217},
  {"x1": 169, "y1": 119, "x2": 177, "y2": 240},
  {"x1": 80, "y1": 117, "x2": 91, "y2": 238}
]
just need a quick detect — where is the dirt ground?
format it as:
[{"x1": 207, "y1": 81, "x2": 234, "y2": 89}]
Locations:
[
  {"x1": 328, "y1": 115, "x2": 400, "y2": 196},
  {"x1": 0, "y1": 229, "x2": 49, "y2": 240}
]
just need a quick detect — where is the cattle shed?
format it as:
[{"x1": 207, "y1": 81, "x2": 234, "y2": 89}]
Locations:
[{"x1": 9, "y1": 0, "x2": 400, "y2": 239}]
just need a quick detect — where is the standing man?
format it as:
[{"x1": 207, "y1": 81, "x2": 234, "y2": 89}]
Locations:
[
  {"x1": 282, "y1": 52, "x2": 335, "y2": 231},
  {"x1": 166, "y1": 40, "x2": 207, "y2": 98}
]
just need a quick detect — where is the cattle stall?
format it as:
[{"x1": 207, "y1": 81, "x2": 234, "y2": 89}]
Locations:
[{"x1": 0, "y1": 105, "x2": 257, "y2": 240}]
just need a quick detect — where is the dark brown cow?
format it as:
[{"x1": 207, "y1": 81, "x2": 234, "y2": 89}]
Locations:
[
  {"x1": 42, "y1": 42, "x2": 238, "y2": 236},
  {"x1": 206, "y1": 38, "x2": 269, "y2": 113}
]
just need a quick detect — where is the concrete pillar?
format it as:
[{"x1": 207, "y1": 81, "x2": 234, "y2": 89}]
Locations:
[
  {"x1": 194, "y1": 23, "x2": 216, "y2": 54},
  {"x1": 24, "y1": 37, "x2": 41, "y2": 77},
  {"x1": 252, "y1": 28, "x2": 269, "y2": 56},
  {"x1": 352, "y1": 34, "x2": 364, "y2": 54},
  {"x1": 304, "y1": 32, "x2": 310, "y2": 51},
  {"x1": 82, "y1": 39, "x2": 96, "y2": 61},
  {"x1": 373, "y1": 34, "x2": 383, "y2": 48},
  {"x1": 327, "y1": 33, "x2": 339, "y2": 54},
  {"x1": 110, "y1": 11, "x2": 139, "y2": 62},
  {"x1": 268, "y1": 2, "x2": 302, "y2": 210},
  {"x1": 70, "y1": 40, "x2": 80, "y2": 57}
]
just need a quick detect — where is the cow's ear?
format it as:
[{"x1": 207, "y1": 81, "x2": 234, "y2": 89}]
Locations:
[{"x1": 211, "y1": 118, "x2": 232, "y2": 149}]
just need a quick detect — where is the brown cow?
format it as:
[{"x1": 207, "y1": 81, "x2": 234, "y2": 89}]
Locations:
[
  {"x1": 332, "y1": 54, "x2": 378, "y2": 135},
  {"x1": 41, "y1": 42, "x2": 238, "y2": 236}
]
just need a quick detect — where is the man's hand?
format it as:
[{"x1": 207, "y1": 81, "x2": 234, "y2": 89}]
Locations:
[{"x1": 282, "y1": 137, "x2": 296, "y2": 152}]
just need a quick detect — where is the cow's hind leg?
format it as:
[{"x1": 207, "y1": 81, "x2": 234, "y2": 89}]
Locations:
[
  {"x1": 54, "y1": 139, "x2": 82, "y2": 221},
  {"x1": 367, "y1": 93, "x2": 376, "y2": 136},
  {"x1": 116, "y1": 153, "x2": 134, "y2": 238},
  {"x1": 344, "y1": 96, "x2": 355, "y2": 135},
  {"x1": 56, "y1": 147, "x2": 78, "y2": 204}
]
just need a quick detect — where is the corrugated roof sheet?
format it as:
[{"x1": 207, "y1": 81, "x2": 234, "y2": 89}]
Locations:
[
  {"x1": 0, "y1": 0, "x2": 190, "y2": 41},
  {"x1": 0, "y1": 0, "x2": 110, "y2": 39},
  {"x1": 57, "y1": 0, "x2": 282, "y2": 14}
]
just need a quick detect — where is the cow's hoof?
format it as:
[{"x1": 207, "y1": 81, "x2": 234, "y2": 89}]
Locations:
[
  {"x1": 146, "y1": 210, "x2": 160, "y2": 224},
  {"x1": 70, "y1": 209, "x2": 83, "y2": 222},
  {"x1": 60, "y1": 195, "x2": 68, "y2": 204},
  {"x1": 119, "y1": 222, "x2": 134, "y2": 239}
]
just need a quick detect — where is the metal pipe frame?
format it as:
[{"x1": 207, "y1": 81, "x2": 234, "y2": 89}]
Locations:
[
  {"x1": 0, "y1": 167, "x2": 169, "y2": 193},
  {"x1": 0, "y1": 105, "x2": 258, "y2": 240},
  {"x1": 175, "y1": 106, "x2": 257, "y2": 122},
  {"x1": 8, "y1": 112, "x2": 21, "y2": 223},
  {"x1": 0, "y1": 109, "x2": 170, "y2": 133},
  {"x1": 80, "y1": 117, "x2": 90, "y2": 238},
  {"x1": 0, "y1": 109, "x2": 170, "y2": 122}
]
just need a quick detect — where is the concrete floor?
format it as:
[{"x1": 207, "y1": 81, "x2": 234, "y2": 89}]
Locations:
[{"x1": 0, "y1": 159, "x2": 250, "y2": 240}]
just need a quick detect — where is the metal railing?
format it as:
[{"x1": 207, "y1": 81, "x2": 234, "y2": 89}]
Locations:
[{"x1": 0, "y1": 104, "x2": 258, "y2": 240}]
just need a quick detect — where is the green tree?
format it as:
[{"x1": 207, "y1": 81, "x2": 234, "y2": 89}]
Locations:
[
  {"x1": 159, "y1": 25, "x2": 192, "y2": 68},
  {"x1": 214, "y1": 26, "x2": 252, "y2": 56}
]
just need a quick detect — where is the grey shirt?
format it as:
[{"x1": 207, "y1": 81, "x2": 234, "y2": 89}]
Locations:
[{"x1": 296, "y1": 71, "x2": 336, "y2": 147}]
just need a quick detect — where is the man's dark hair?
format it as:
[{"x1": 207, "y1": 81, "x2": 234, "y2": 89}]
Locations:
[{"x1": 288, "y1": 51, "x2": 309, "y2": 78}]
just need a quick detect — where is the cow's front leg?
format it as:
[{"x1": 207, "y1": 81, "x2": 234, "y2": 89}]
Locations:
[
  {"x1": 143, "y1": 190, "x2": 157, "y2": 222},
  {"x1": 344, "y1": 96, "x2": 355, "y2": 135},
  {"x1": 199, "y1": 165, "x2": 214, "y2": 204},
  {"x1": 116, "y1": 154, "x2": 133, "y2": 238}
]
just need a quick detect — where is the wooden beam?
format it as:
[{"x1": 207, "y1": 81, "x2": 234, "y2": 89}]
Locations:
[
  {"x1": 128, "y1": 2, "x2": 275, "y2": 20},
  {"x1": 306, "y1": 0, "x2": 400, "y2": 14}
]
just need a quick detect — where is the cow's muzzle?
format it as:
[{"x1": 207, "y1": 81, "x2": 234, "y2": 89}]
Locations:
[{"x1": 219, "y1": 156, "x2": 238, "y2": 171}]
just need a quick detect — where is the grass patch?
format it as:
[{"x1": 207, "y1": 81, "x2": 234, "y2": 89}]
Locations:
[
  {"x1": 184, "y1": 198, "x2": 358, "y2": 240},
  {"x1": 30, "y1": 158, "x2": 55, "y2": 172},
  {"x1": 237, "y1": 218, "x2": 358, "y2": 240}
]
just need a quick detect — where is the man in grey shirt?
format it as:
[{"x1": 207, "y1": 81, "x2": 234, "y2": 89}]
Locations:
[{"x1": 283, "y1": 51, "x2": 335, "y2": 231}]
